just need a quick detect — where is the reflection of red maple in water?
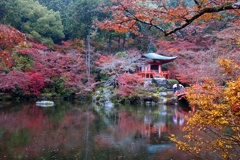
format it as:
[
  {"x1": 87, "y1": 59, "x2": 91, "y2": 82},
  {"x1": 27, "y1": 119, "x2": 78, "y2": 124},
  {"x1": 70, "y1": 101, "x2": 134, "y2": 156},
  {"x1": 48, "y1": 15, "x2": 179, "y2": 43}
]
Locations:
[
  {"x1": 117, "y1": 112, "x2": 143, "y2": 135},
  {"x1": 0, "y1": 105, "x2": 47, "y2": 132},
  {"x1": 23, "y1": 105, "x2": 49, "y2": 131},
  {"x1": 26, "y1": 110, "x2": 95, "y2": 157},
  {"x1": 0, "y1": 106, "x2": 96, "y2": 158}
]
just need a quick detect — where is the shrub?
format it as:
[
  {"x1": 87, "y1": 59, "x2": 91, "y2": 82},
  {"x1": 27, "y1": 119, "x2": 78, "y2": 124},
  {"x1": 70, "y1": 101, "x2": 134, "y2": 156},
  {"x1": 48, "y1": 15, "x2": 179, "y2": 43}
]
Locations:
[
  {"x1": 167, "y1": 79, "x2": 179, "y2": 87},
  {"x1": 158, "y1": 87, "x2": 167, "y2": 92}
]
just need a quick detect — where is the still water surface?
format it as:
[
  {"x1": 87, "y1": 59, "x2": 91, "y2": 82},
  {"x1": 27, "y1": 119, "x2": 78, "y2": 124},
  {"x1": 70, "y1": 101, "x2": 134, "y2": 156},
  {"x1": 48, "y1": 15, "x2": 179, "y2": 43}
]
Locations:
[{"x1": 0, "y1": 101, "x2": 193, "y2": 160}]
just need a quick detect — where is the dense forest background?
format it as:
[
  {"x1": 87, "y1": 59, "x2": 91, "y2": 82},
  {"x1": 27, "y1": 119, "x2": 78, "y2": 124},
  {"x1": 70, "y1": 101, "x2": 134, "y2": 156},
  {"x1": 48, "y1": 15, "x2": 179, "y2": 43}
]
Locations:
[{"x1": 0, "y1": 0, "x2": 144, "y2": 51}]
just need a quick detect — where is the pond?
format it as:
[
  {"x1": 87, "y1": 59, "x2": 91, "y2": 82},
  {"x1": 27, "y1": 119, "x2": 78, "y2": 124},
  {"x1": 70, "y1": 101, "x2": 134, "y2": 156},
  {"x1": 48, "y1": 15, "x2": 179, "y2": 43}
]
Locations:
[{"x1": 0, "y1": 101, "x2": 193, "y2": 160}]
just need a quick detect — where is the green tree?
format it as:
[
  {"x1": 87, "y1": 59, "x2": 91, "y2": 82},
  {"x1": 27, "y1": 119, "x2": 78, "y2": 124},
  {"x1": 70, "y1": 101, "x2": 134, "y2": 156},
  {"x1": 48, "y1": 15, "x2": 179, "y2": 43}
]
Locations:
[
  {"x1": 37, "y1": 0, "x2": 77, "y2": 39},
  {"x1": 67, "y1": 0, "x2": 106, "y2": 40},
  {"x1": 0, "y1": 0, "x2": 64, "y2": 44}
]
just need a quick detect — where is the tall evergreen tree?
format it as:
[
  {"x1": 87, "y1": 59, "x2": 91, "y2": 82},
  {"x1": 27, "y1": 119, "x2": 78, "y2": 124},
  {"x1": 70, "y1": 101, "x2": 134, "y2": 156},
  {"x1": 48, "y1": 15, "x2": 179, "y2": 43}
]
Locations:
[{"x1": 0, "y1": 0, "x2": 65, "y2": 44}]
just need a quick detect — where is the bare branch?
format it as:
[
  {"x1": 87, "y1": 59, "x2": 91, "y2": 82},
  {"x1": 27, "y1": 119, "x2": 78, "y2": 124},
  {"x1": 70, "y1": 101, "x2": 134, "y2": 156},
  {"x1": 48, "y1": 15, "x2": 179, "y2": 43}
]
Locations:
[
  {"x1": 165, "y1": 2, "x2": 239, "y2": 36},
  {"x1": 121, "y1": 1, "x2": 239, "y2": 36},
  {"x1": 193, "y1": 0, "x2": 200, "y2": 7}
]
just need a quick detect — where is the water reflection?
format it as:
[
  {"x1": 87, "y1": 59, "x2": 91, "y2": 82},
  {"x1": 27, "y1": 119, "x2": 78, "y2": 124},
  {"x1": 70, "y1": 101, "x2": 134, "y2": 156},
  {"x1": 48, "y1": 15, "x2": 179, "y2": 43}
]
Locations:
[{"x1": 0, "y1": 101, "x2": 193, "y2": 159}]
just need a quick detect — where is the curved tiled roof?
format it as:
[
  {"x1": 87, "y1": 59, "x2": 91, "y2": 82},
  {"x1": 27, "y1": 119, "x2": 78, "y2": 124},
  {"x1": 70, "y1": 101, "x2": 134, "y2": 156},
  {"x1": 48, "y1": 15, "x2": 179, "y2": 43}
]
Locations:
[{"x1": 142, "y1": 52, "x2": 178, "y2": 63}]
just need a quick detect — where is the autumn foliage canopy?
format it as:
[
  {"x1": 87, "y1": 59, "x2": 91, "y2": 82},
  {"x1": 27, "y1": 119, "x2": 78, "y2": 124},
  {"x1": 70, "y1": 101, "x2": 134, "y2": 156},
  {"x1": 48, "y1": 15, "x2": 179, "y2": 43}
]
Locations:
[
  {"x1": 0, "y1": 24, "x2": 89, "y2": 96},
  {"x1": 99, "y1": 0, "x2": 240, "y2": 36}
]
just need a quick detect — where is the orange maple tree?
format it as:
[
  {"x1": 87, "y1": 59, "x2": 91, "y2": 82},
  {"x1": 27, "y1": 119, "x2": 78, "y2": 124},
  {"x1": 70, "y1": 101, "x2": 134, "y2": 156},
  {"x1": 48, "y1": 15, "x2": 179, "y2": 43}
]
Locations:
[{"x1": 98, "y1": 0, "x2": 240, "y2": 36}]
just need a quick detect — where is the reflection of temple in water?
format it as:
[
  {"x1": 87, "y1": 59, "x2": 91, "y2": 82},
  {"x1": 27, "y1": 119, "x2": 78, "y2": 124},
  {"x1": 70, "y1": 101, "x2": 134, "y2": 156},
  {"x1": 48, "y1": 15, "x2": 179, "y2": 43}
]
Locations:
[
  {"x1": 93, "y1": 102, "x2": 191, "y2": 147},
  {"x1": 142, "y1": 105, "x2": 189, "y2": 144}
]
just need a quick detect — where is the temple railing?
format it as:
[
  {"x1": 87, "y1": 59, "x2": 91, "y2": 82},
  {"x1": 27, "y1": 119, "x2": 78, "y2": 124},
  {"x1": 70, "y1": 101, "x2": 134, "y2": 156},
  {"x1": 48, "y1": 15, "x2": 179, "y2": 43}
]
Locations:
[{"x1": 136, "y1": 70, "x2": 170, "y2": 79}]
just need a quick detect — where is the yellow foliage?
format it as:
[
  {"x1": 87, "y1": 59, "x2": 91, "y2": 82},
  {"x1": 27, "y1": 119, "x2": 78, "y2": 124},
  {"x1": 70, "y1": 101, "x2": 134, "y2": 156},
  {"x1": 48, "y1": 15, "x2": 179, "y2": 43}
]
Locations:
[{"x1": 172, "y1": 59, "x2": 240, "y2": 159}]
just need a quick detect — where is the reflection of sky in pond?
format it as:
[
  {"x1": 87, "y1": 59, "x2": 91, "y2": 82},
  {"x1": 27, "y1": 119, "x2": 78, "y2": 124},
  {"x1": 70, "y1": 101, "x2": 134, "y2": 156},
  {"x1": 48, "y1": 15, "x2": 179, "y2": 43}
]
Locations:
[
  {"x1": 0, "y1": 101, "x2": 193, "y2": 159},
  {"x1": 148, "y1": 144, "x2": 175, "y2": 153}
]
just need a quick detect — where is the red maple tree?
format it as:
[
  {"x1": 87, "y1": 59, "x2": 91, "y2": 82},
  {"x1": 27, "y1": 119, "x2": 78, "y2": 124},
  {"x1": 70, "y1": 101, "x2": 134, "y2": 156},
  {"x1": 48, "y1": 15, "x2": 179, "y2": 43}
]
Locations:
[{"x1": 0, "y1": 24, "x2": 26, "y2": 68}]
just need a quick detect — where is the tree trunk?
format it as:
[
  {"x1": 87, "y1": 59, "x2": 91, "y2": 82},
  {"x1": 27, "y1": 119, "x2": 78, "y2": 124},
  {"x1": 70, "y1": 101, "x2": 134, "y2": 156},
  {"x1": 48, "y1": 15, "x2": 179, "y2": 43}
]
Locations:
[
  {"x1": 108, "y1": 34, "x2": 112, "y2": 53},
  {"x1": 118, "y1": 35, "x2": 121, "y2": 50}
]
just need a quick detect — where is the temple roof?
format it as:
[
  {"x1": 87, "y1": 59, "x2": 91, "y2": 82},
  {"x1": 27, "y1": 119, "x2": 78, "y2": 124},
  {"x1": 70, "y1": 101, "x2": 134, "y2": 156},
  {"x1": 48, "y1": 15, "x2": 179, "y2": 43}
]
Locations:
[{"x1": 142, "y1": 52, "x2": 178, "y2": 63}]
